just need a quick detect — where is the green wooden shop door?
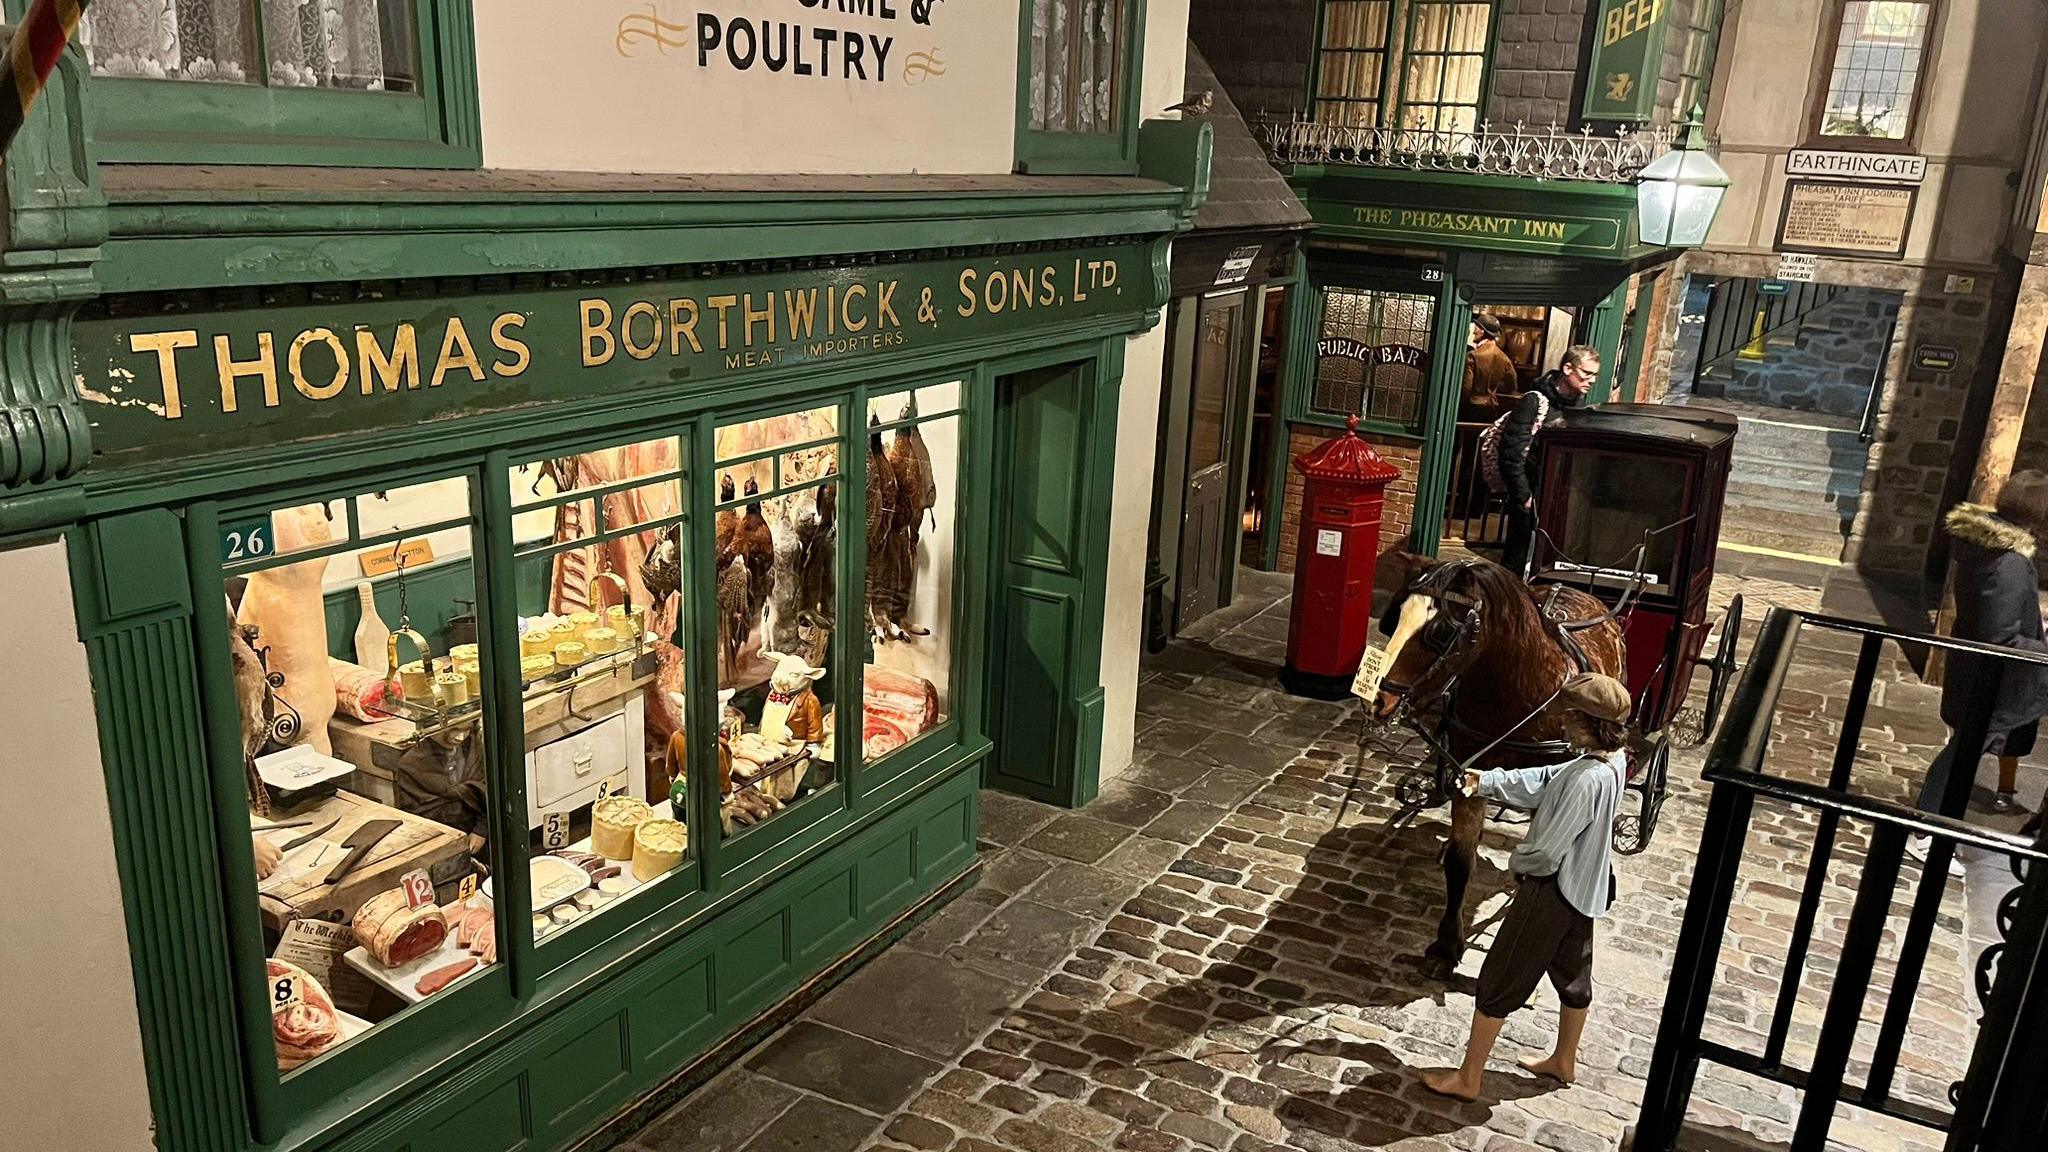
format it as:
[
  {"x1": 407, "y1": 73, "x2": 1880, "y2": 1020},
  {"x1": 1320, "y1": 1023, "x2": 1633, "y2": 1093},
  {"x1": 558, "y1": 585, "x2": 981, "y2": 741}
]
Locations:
[{"x1": 986, "y1": 362, "x2": 1105, "y2": 805}]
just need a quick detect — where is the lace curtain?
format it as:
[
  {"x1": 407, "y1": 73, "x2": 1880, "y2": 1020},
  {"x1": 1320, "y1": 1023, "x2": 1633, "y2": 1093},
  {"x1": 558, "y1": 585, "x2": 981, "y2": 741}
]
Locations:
[
  {"x1": 82, "y1": 0, "x2": 410, "y2": 90},
  {"x1": 1027, "y1": 0, "x2": 1122, "y2": 134}
]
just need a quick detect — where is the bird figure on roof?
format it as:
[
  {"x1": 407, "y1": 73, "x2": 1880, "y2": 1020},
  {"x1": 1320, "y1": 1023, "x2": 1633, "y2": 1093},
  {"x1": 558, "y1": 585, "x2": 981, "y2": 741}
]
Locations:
[{"x1": 1164, "y1": 89, "x2": 1213, "y2": 116}]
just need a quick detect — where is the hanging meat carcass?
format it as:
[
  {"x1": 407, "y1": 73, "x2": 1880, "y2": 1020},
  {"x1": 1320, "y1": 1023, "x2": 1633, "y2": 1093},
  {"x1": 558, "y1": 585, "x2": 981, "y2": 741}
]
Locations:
[{"x1": 236, "y1": 505, "x2": 337, "y2": 756}]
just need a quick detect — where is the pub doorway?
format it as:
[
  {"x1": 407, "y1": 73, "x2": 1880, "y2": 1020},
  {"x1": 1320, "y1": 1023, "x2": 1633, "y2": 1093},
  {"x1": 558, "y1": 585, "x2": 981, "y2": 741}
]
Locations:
[
  {"x1": 1666, "y1": 273, "x2": 1899, "y2": 563},
  {"x1": 1442, "y1": 301, "x2": 1583, "y2": 560}
]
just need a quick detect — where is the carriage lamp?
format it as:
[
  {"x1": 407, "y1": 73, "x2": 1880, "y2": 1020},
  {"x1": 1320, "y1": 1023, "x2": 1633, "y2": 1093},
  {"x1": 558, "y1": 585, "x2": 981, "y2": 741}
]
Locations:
[{"x1": 1635, "y1": 111, "x2": 1730, "y2": 248}]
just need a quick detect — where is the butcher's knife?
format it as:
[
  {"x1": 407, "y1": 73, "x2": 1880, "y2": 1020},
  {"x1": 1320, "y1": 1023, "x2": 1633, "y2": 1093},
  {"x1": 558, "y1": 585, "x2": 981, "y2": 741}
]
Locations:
[
  {"x1": 276, "y1": 817, "x2": 340, "y2": 852},
  {"x1": 323, "y1": 819, "x2": 401, "y2": 884}
]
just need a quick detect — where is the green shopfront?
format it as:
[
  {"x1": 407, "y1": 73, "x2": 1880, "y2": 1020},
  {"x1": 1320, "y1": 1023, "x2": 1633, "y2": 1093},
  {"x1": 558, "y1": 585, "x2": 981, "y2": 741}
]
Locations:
[
  {"x1": 1261, "y1": 167, "x2": 1683, "y2": 572},
  {"x1": 51, "y1": 228, "x2": 1188, "y2": 1152},
  {"x1": 5, "y1": 157, "x2": 1205, "y2": 1152}
]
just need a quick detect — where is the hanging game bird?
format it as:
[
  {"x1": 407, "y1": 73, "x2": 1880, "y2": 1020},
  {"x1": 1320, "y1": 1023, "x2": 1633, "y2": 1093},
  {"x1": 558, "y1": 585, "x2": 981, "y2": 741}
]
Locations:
[
  {"x1": 865, "y1": 416, "x2": 901, "y2": 642},
  {"x1": 885, "y1": 401, "x2": 937, "y2": 638},
  {"x1": 716, "y1": 555, "x2": 751, "y2": 683}
]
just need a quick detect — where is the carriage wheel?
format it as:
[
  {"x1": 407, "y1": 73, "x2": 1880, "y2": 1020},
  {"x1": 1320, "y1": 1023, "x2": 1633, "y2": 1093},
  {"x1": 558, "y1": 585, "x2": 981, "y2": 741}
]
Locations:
[
  {"x1": 1670, "y1": 594, "x2": 1744, "y2": 749},
  {"x1": 1396, "y1": 764, "x2": 1442, "y2": 809},
  {"x1": 1612, "y1": 739, "x2": 1673, "y2": 856}
]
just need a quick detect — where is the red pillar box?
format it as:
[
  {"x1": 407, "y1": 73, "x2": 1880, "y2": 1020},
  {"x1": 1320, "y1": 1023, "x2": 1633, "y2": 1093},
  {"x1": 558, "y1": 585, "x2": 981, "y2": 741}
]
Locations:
[{"x1": 1281, "y1": 416, "x2": 1402, "y2": 700}]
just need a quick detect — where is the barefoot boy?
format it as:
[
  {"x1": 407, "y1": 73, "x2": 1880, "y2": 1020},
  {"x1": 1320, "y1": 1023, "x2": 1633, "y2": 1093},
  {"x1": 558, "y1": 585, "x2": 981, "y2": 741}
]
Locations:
[{"x1": 1423, "y1": 673, "x2": 1631, "y2": 1100}]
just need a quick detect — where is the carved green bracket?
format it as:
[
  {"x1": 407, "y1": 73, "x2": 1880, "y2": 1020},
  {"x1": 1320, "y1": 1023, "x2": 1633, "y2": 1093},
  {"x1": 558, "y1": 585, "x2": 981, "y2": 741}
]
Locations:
[
  {"x1": 1137, "y1": 117, "x2": 1215, "y2": 330},
  {"x1": 0, "y1": 39, "x2": 106, "y2": 526}
]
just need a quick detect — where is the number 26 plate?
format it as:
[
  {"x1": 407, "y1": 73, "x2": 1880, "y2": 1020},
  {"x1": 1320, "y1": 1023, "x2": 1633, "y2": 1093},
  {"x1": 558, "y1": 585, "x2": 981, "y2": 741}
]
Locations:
[{"x1": 1350, "y1": 646, "x2": 1393, "y2": 701}]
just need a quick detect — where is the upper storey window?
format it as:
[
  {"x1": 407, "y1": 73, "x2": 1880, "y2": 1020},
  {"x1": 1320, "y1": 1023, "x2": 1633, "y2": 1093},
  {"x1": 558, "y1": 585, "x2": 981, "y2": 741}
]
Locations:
[
  {"x1": 1814, "y1": 0, "x2": 1935, "y2": 144},
  {"x1": 1315, "y1": 1, "x2": 1495, "y2": 135},
  {"x1": 79, "y1": 0, "x2": 478, "y2": 167}
]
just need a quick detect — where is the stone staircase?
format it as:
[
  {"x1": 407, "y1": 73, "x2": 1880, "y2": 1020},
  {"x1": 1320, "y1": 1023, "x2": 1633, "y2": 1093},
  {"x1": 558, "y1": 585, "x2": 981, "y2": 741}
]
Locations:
[{"x1": 1679, "y1": 399, "x2": 1867, "y2": 560}]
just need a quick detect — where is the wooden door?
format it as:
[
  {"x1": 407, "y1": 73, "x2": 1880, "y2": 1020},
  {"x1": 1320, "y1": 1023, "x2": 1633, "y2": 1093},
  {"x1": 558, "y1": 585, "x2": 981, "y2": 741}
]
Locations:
[
  {"x1": 1174, "y1": 294, "x2": 1246, "y2": 630},
  {"x1": 985, "y1": 362, "x2": 1106, "y2": 804}
]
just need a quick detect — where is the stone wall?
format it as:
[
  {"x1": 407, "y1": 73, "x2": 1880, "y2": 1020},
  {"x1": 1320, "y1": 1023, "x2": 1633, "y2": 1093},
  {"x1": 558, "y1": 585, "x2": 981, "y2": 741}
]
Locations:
[
  {"x1": 1650, "y1": 250, "x2": 2008, "y2": 574},
  {"x1": 1710, "y1": 288, "x2": 1903, "y2": 418},
  {"x1": 1487, "y1": 0, "x2": 1590, "y2": 127},
  {"x1": 1190, "y1": 0, "x2": 1316, "y2": 123},
  {"x1": 1275, "y1": 424, "x2": 1423, "y2": 574}
]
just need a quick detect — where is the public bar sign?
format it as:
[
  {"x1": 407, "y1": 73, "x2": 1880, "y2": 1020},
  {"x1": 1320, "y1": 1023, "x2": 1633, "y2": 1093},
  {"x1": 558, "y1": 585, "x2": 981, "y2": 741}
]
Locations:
[
  {"x1": 1582, "y1": 0, "x2": 1671, "y2": 123},
  {"x1": 75, "y1": 244, "x2": 1146, "y2": 464}
]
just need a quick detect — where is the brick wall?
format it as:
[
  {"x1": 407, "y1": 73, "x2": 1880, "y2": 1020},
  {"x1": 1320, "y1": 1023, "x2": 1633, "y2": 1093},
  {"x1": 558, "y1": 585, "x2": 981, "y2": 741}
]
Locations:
[
  {"x1": 1191, "y1": 0, "x2": 1317, "y2": 123},
  {"x1": 1276, "y1": 424, "x2": 1425, "y2": 574},
  {"x1": 1487, "y1": 0, "x2": 1590, "y2": 128}
]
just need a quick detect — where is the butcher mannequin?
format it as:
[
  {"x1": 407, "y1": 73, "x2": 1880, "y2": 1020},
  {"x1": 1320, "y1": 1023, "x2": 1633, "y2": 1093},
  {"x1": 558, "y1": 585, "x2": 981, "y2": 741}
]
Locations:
[{"x1": 237, "y1": 505, "x2": 339, "y2": 755}]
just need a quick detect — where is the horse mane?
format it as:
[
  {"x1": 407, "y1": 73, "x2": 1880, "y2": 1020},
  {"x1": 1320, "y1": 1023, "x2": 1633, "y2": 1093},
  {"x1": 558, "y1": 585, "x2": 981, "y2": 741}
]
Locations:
[{"x1": 1458, "y1": 561, "x2": 1556, "y2": 659}]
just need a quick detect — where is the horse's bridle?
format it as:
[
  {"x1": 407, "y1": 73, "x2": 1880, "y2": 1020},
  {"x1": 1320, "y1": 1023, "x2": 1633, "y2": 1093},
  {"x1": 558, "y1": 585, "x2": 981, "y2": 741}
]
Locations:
[{"x1": 1382, "y1": 561, "x2": 1486, "y2": 716}]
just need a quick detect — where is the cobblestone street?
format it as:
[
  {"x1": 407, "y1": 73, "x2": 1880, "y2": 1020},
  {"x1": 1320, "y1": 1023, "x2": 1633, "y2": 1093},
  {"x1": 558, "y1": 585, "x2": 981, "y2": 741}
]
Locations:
[{"x1": 620, "y1": 558, "x2": 2028, "y2": 1152}]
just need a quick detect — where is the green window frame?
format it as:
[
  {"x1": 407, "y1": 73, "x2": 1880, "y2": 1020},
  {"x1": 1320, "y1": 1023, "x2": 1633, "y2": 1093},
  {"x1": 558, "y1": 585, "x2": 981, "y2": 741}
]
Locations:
[
  {"x1": 79, "y1": 0, "x2": 480, "y2": 168},
  {"x1": 172, "y1": 368, "x2": 988, "y2": 1140},
  {"x1": 1014, "y1": 0, "x2": 1149, "y2": 174},
  {"x1": 1312, "y1": 0, "x2": 1498, "y2": 134},
  {"x1": 1297, "y1": 284, "x2": 1437, "y2": 435},
  {"x1": 1673, "y1": 0, "x2": 1725, "y2": 121}
]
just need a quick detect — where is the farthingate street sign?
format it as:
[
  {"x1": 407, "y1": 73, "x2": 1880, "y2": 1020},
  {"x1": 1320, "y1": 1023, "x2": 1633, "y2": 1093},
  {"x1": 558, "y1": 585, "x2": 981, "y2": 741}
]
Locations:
[{"x1": 1786, "y1": 150, "x2": 1927, "y2": 184}]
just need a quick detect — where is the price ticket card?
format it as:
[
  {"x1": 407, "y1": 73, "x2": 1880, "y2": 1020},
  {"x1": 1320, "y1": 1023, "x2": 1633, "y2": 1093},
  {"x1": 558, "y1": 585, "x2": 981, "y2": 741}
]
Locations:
[
  {"x1": 399, "y1": 869, "x2": 435, "y2": 910},
  {"x1": 1350, "y1": 646, "x2": 1394, "y2": 701},
  {"x1": 542, "y1": 811, "x2": 571, "y2": 851}
]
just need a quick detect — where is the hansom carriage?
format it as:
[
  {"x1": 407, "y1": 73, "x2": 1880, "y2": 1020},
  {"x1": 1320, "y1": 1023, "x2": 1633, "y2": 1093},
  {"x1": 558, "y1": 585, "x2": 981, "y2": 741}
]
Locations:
[
  {"x1": 1374, "y1": 403, "x2": 1746, "y2": 858},
  {"x1": 1527, "y1": 402, "x2": 1745, "y2": 852}
]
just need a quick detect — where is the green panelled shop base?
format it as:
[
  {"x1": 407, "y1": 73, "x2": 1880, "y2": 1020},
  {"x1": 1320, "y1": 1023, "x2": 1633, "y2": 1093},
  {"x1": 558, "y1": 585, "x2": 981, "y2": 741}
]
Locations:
[{"x1": 351, "y1": 767, "x2": 982, "y2": 1152}]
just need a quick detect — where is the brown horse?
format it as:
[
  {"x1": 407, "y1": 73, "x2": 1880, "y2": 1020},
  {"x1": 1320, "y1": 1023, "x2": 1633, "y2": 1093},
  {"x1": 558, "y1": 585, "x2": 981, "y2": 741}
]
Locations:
[{"x1": 1370, "y1": 556, "x2": 1626, "y2": 977}]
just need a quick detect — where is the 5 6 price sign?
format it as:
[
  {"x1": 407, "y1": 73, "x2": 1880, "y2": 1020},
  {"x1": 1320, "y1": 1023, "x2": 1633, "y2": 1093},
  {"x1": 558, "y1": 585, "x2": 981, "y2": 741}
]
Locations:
[{"x1": 542, "y1": 811, "x2": 571, "y2": 851}]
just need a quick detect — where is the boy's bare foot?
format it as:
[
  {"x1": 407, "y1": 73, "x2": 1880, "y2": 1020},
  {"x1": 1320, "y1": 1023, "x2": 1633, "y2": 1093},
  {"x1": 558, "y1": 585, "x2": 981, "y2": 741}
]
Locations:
[
  {"x1": 1519, "y1": 1052, "x2": 1577, "y2": 1084},
  {"x1": 1422, "y1": 1069, "x2": 1482, "y2": 1100}
]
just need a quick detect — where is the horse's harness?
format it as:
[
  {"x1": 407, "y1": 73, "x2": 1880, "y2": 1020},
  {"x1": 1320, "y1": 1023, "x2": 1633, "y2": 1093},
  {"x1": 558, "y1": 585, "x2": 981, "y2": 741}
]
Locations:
[{"x1": 1388, "y1": 560, "x2": 1616, "y2": 783}]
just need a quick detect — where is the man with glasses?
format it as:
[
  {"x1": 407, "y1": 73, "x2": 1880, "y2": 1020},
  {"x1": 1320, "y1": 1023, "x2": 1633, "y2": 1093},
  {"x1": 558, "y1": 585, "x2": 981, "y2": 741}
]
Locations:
[{"x1": 1497, "y1": 345, "x2": 1600, "y2": 579}]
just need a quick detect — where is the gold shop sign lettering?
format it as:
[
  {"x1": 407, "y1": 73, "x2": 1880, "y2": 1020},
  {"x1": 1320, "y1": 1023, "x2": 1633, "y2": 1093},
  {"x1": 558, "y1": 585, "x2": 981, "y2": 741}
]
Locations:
[
  {"x1": 74, "y1": 245, "x2": 1141, "y2": 463},
  {"x1": 1776, "y1": 180, "x2": 1916, "y2": 260},
  {"x1": 1332, "y1": 203, "x2": 1624, "y2": 255}
]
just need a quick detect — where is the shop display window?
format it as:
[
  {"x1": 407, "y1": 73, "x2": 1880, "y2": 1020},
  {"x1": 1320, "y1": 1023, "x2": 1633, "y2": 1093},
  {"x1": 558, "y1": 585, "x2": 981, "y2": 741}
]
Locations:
[
  {"x1": 507, "y1": 437, "x2": 691, "y2": 945},
  {"x1": 712, "y1": 405, "x2": 843, "y2": 835},
  {"x1": 861, "y1": 383, "x2": 962, "y2": 768},
  {"x1": 222, "y1": 477, "x2": 495, "y2": 1076}
]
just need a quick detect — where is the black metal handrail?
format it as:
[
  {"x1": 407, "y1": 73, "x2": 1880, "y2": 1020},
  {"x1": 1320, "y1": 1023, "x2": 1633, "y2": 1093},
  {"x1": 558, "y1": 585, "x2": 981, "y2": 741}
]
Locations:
[{"x1": 1635, "y1": 606, "x2": 2048, "y2": 1152}]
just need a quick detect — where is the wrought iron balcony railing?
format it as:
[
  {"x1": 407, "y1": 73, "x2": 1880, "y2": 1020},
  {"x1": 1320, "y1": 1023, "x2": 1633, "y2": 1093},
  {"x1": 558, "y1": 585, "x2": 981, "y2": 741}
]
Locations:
[{"x1": 1258, "y1": 118, "x2": 1674, "y2": 184}]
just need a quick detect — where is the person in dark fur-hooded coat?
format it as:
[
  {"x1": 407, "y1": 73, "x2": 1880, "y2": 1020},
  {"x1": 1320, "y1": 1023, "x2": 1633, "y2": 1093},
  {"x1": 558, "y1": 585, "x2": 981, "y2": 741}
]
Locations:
[{"x1": 1919, "y1": 471, "x2": 2048, "y2": 820}]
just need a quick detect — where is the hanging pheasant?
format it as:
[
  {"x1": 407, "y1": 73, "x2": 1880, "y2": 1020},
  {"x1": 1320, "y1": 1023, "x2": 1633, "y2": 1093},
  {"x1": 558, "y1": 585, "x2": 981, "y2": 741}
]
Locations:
[
  {"x1": 865, "y1": 416, "x2": 901, "y2": 642},
  {"x1": 885, "y1": 397, "x2": 937, "y2": 638},
  {"x1": 716, "y1": 555, "x2": 750, "y2": 684}
]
